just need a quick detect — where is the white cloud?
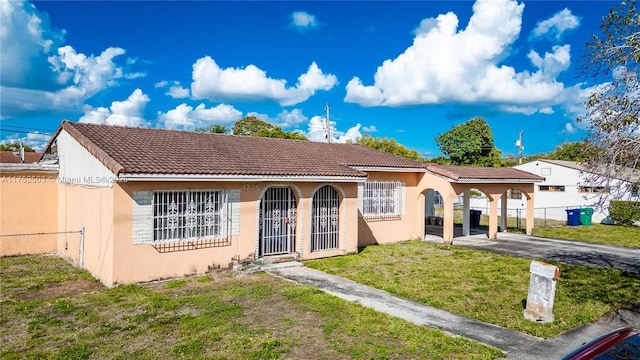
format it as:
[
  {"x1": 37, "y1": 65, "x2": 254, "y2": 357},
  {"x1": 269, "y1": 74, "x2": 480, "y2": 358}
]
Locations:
[
  {"x1": 167, "y1": 85, "x2": 190, "y2": 99},
  {"x1": 563, "y1": 122, "x2": 577, "y2": 133},
  {"x1": 0, "y1": 1, "x2": 140, "y2": 119},
  {"x1": 246, "y1": 109, "x2": 308, "y2": 128},
  {"x1": 49, "y1": 46, "x2": 128, "y2": 105},
  {"x1": 158, "y1": 103, "x2": 242, "y2": 130},
  {"x1": 78, "y1": 89, "x2": 150, "y2": 127},
  {"x1": 530, "y1": 8, "x2": 580, "y2": 42},
  {"x1": 190, "y1": 57, "x2": 337, "y2": 106},
  {"x1": 344, "y1": 0, "x2": 572, "y2": 115},
  {"x1": 305, "y1": 116, "x2": 362, "y2": 143},
  {"x1": 1, "y1": 132, "x2": 52, "y2": 152},
  {"x1": 290, "y1": 11, "x2": 319, "y2": 30},
  {"x1": 156, "y1": 80, "x2": 190, "y2": 98},
  {"x1": 362, "y1": 125, "x2": 378, "y2": 133},
  {"x1": 527, "y1": 45, "x2": 571, "y2": 80},
  {"x1": 274, "y1": 109, "x2": 308, "y2": 127}
]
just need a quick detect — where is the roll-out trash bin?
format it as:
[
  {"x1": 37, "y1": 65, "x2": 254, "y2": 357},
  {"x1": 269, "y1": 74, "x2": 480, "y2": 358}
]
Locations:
[
  {"x1": 470, "y1": 209, "x2": 482, "y2": 227},
  {"x1": 580, "y1": 208, "x2": 594, "y2": 226},
  {"x1": 565, "y1": 209, "x2": 581, "y2": 226}
]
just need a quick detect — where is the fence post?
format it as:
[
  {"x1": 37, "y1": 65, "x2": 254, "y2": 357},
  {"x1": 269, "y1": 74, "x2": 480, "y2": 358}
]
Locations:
[{"x1": 79, "y1": 227, "x2": 85, "y2": 269}]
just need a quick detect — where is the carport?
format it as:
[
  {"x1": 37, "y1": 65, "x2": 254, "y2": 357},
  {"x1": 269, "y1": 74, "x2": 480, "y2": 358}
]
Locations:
[{"x1": 418, "y1": 164, "x2": 545, "y2": 244}]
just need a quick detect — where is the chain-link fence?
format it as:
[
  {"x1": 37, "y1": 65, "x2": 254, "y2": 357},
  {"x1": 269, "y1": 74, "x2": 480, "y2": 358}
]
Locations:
[{"x1": 0, "y1": 230, "x2": 84, "y2": 266}]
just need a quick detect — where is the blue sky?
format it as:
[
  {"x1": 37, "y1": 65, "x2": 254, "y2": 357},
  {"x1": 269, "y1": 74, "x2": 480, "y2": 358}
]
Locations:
[{"x1": 0, "y1": 0, "x2": 615, "y2": 158}]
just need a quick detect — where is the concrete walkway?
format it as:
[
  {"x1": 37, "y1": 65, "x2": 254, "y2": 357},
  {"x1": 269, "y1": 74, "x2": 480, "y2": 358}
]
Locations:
[
  {"x1": 263, "y1": 233, "x2": 640, "y2": 359},
  {"x1": 265, "y1": 264, "x2": 539, "y2": 354}
]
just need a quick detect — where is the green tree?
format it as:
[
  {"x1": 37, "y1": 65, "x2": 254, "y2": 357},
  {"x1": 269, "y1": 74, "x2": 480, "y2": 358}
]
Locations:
[
  {"x1": 232, "y1": 116, "x2": 308, "y2": 140},
  {"x1": 577, "y1": 0, "x2": 640, "y2": 207},
  {"x1": 195, "y1": 124, "x2": 229, "y2": 134},
  {"x1": 0, "y1": 142, "x2": 35, "y2": 152},
  {"x1": 357, "y1": 135, "x2": 426, "y2": 162},
  {"x1": 546, "y1": 142, "x2": 593, "y2": 162},
  {"x1": 435, "y1": 117, "x2": 502, "y2": 167}
]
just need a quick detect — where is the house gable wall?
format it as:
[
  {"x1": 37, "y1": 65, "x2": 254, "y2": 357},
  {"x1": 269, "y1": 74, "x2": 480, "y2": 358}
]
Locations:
[{"x1": 57, "y1": 130, "x2": 116, "y2": 187}]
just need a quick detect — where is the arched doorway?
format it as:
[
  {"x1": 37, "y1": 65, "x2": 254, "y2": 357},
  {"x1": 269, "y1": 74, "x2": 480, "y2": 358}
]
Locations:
[
  {"x1": 311, "y1": 185, "x2": 340, "y2": 251},
  {"x1": 260, "y1": 187, "x2": 297, "y2": 256}
]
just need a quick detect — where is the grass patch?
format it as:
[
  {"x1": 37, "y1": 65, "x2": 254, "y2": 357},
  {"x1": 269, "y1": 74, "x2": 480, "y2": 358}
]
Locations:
[
  {"x1": 533, "y1": 223, "x2": 640, "y2": 248},
  {"x1": 305, "y1": 241, "x2": 640, "y2": 339},
  {"x1": 1, "y1": 255, "x2": 502, "y2": 359}
]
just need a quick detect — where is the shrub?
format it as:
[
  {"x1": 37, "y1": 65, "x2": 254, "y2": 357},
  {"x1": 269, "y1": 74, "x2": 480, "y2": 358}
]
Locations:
[{"x1": 609, "y1": 200, "x2": 640, "y2": 226}]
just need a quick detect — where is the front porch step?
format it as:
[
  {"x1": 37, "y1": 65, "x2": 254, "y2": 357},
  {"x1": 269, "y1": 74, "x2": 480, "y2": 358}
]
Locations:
[{"x1": 254, "y1": 253, "x2": 301, "y2": 266}]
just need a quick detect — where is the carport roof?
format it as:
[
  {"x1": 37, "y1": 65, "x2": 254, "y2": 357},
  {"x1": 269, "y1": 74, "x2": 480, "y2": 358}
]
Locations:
[{"x1": 426, "y1": 164, "x2": 545, "y2": 183}]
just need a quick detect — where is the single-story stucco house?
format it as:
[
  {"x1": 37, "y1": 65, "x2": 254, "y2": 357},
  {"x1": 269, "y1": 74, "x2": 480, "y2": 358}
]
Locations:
[{"x1": 10, "y1": 120, "x2": 544, "y2": 286}]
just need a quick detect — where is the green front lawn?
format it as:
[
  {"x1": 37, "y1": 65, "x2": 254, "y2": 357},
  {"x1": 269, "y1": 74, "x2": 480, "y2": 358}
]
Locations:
[
  {"x1": 0, "y1": 255, "x2": 502, "y2": 360},
  {"x1": 533, "y1": 223, "x2": 640, "y2": 248},
  {"x1": 306, "y1": 241, "x2": 640, "y2": 339}
]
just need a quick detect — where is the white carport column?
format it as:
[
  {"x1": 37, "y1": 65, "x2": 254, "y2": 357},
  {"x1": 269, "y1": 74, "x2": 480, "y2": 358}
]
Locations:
[
  {"x1": 462, "y1": 190, "x2": 471, "y2": 236},
  {"x1": 501, "y1": 192, "x2": 508, "y2": 232}
]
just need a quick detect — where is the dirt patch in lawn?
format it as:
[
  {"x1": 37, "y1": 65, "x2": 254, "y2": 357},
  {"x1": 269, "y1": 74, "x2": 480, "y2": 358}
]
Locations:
[
  {"x1": 15, "y1": 279, "x2": 106, "y2": 301},
  {"x1": 234, "y1": 287, "x2": 351, "y2": 360}
]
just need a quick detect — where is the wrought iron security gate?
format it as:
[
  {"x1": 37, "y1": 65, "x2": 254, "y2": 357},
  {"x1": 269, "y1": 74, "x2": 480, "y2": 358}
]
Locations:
[
  {"x1": 260, "y1": 187, "x2": 297, "y2": 256},
  {"x1": 311, "y1": 185, "x2": 339, "y2": 251}
]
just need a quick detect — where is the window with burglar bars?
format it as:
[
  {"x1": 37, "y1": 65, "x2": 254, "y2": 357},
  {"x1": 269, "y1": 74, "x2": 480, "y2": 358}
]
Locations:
[
  {"x1": 362, "y1": 181, "x2": 403, "y2": 218},
  {"x1": 311, "y1": 185, "x2": 340, "y2": 252},
  {"x1": 153, "y1": 190, "x2": 226, "y2": 242}
]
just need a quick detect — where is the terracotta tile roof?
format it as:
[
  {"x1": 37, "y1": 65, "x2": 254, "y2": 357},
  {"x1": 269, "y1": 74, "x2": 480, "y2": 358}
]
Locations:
[
  {"x1": 426, "y1": 164, "x2": 545, "y2": 182},
  {"x1": 0, "y1": 151, "x2": 43, "y2": 164},
  {"x1": 51, "y1": 121, "x2": 428, "y2": 178}
]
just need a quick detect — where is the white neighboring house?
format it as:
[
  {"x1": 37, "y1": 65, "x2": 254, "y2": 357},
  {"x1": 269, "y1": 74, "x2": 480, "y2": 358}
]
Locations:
[{"x1": 468, "y1": 159, "x2": 639, "y2": 224}]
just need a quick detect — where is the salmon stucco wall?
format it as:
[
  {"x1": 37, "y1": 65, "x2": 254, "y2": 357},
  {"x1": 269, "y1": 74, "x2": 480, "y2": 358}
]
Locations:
[
  {"x1": 358, "y1": 172, "x2": 423, "y2": 246},
  {"x1": 109, "y1": 181, "x2": 246, "y2": 286},
  {"x1": 0, "y1": 169, "x2": 58, "y2": 256},
  {"x1": 285, "y1": 182, "x2": 359, "y2": 260},
  {"x1": 58, "y1": 183, "x2": 115, "y2": 284},
  {"x1": 109, "y1": 181, "x2": 359, "y2": 285}
]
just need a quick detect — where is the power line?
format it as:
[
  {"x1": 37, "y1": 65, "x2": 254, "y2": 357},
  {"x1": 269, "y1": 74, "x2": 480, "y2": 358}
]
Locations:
[
  {"x1": 0, "y1": 124, "x2": 56, "y2": 133},
  {"x1": 0, "y1": 129, "x2": 53, "y2": 135}
]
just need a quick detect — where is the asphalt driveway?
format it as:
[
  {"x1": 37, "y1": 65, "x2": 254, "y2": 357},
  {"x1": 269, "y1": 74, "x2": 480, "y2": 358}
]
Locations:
[{"x1": 443, "y1": 232, "x2": 640, "y2": 275}]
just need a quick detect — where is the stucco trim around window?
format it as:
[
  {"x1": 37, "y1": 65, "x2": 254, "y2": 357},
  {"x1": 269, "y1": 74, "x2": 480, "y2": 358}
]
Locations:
[
  {"x1": 358, "y1": 181, "x2": 405, "y2": 220},
  {"x1": 133, "y1": 189, "x2": 239, "y2": 252}
]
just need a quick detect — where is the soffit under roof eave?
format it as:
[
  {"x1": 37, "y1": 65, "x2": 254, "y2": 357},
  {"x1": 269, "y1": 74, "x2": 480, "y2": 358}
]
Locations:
[
  {"x1": 118, "y1": 173, "x2": 367, "y2": 183},
  {"x1": 352, "y1": 166, "x2": 427, "y2": 173},
  {"x1": 449, "y1": 178, "x2": 545, "y2": 184}
]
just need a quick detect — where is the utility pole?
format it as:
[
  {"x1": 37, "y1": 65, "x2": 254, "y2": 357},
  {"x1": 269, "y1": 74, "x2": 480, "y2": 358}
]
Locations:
[
  {"x1": 515, "y1": 130, "x2": 524, "y2": 164},
  {"x1": 324, "y1": 102, "x2": 332, "y2": 143}
]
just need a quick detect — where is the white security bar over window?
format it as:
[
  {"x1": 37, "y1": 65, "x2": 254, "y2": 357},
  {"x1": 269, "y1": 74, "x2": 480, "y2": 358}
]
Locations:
[
  {"x1": 153, "y1": 190, "x2": 227, "y2": 242},
  {"x1": 362, "y1": 181, "x2": 403, "y2": 218},
  {"x1": 311, "y1": 185, "x2": 340, "y2": 252},
  {"x1": 260, "y1": 187, "x2": 297, "y2": 256}
]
